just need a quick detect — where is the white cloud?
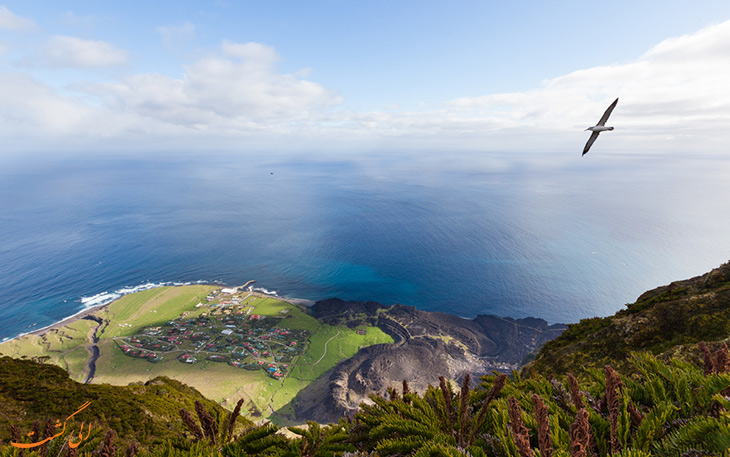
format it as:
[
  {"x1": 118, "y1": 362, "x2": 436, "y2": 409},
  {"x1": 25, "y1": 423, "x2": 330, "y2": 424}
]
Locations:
[
  {"x1": 221, "y1": 40, "x2": 278, "y2": 62},
  {"x1": 93, "y1": 40, "x2": 342, "y2": 127},
  {"x1": 156, "y1": 22, "x2": 196, "y2": 50},
  {"x1": 42, "y1": 35, "x2": 129, "y2": 68},
  {"x1": 0, "y1": 72, "x2": 98, "y2": 135},
  {"x1": 60, "y1": 11, "x2": 98, "y2": 31},
  {"x1": 0, "y1": 6, "x2": 36, "y2": 30}
]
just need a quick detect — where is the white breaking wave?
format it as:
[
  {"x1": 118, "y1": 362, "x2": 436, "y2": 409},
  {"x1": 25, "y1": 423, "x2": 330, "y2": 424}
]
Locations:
[
  {"x1": 253, "y1": 287, "x2": 279, "y2": 296},
  {"x1": 80, "y1": 292, "x2": 121, "y2": 307}
]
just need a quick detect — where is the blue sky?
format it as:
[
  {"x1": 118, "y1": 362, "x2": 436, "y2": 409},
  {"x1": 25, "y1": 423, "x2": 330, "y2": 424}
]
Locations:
[{"x1": 2, "y1": 1, "x2": 730, "y2": 154}]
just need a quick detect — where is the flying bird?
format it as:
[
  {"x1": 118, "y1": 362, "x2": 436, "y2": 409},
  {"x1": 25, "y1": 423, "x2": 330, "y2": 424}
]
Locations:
[{"x1": 582, "y1": 98, "x2": 618, "y2": 156}]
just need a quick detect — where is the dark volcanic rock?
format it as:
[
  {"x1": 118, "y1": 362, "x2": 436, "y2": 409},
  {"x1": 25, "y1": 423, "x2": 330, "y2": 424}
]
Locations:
[
  {"x1": 292, "y1": 299, "x2": 566, "y2": 423},
  {"x1": 312, "y1": 298, "x2": 388, "y2": 319}
]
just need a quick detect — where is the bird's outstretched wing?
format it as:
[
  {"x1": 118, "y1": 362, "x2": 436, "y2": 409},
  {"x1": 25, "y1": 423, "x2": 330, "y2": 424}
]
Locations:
[
  {"x1": 583, "y1": 131, "x2": 600, "y2": 156},
  {"x1": 596, "y1": 98, "x2": 619, "y2": 126}
]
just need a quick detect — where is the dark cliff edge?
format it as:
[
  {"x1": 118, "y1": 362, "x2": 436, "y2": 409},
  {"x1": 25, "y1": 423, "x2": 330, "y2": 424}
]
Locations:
[{"x1": 290, "y1": 299, "x2": 566, "y2": 423}]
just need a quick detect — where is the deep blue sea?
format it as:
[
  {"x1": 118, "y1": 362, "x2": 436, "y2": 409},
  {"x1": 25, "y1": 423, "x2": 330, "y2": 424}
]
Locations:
[{"x1": 2, "y1": 149, "x2": 730, "y2": 341}]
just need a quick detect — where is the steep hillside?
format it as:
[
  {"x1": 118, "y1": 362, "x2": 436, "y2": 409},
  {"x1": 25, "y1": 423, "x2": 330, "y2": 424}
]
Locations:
[
  {"x1": 522, "y1": 261, "x2": 730, "y2": 378},
  {"x1": 0, "y1": 356, "x2": 250, "y2": 450}
]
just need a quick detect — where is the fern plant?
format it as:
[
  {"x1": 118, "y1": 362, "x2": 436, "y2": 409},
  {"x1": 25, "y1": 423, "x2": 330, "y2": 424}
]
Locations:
[{"x1": 353, "y1": 345, "x2": 730, "y2": 457}]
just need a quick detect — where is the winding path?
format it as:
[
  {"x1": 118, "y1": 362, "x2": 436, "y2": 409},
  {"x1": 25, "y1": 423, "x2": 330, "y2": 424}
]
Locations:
[{"x1": 312, "y1": 326, "x2": 340, "y2": 366}]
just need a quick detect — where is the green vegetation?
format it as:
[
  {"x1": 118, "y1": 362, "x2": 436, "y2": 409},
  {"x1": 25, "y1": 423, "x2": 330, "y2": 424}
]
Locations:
[
  {"x1": 3, "y1": 346, "x2": 728, "y2": 456},
  {"x1": 58, "y1": 346, "x2": 90, "y2": 382},
  {"x1": 290, "y1": 326, "x2": 392, "y2": 382},
  {"x1": 347, "y1": 350, "x2": 730, "y2": 457},
  {"x1": 0, "y1": 356, "x2": 252, "y2": 452},
  {"x1": 523, "y1": 261, "x2": 730, "y2": 378},
  {"x1": 0, "y1": 318, "x2": 97, "y2": 379}
]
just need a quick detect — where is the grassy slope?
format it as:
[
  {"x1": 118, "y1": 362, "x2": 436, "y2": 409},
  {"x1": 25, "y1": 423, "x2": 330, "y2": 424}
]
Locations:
[
  {"x1": 0, "y1": 356, "x2": 249, "y2": 450},
  {"x1": 0, "y1": 318, "x2": 97, "y2": 381},
  {"x1": 522, "y1": 261, "x2": 730, "y2": 378},
  {"x1": 272, "y1": 325, "x2": 393, "y2": 422}
]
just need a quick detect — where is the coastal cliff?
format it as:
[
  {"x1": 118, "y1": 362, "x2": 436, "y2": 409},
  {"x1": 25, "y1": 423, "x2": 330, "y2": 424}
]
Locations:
[{"x1": 292, "y1": 299, "x2": 566, "y2": 422}]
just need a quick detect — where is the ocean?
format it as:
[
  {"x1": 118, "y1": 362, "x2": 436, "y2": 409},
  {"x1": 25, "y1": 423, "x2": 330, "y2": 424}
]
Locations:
[{"x1": 2, "y1": 149, "x2": 730, "y2": 341}]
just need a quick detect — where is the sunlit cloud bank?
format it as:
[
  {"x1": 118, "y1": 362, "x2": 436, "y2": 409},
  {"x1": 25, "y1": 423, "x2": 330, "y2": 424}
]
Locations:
[
  {"x1": 91, "y1": 41, "x2": 342, "y2": 129},
  {"x1": 1, "y1": 9, "x2": 730, "y2": 154}
]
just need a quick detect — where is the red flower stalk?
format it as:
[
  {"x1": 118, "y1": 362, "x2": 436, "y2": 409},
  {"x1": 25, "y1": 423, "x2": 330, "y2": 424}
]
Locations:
[
  {"x1": 459, "y1": 373, "x2": 472, "y2": 445},
  {"x1": 567, "y1": 374, "x2": 585, "y2": 410},
  {"x1": 38, "y1": 418, "x2": 54, "y2": 457},
  {"x1": 179, "y1": 408, "x2": 204, "y2": 441},
  {"x1": 604, "y1": 365, "x2": 623, "y2": 454},
  {"x1": 226, "y1": 398, "x2": 245, "y2": 442},
  {"x1": 124, "y1": 442, "x2": 140, "y2": 457},
  {"x1": 99, "y1": 429, "x2": 117, "y2": 457},
  {"x1": 715, "y1": 343, "x2": 730, "y2": 373},
  {"x1": 698, "y1": 342, "x2": 714, "y2": 375},
  {"x1": 532, "y1": 394, "x2": 553, "y2": 457},
  {"x1": 195, "y1": 401, "x2": 218, "y2": 445},
  {"x1": 402, "y1": 380, "x2": 411, "y2": 405},
  {"x1": 569, "y1": 408, "x2": 590, "y2": 457},
  {"x1": 508, "y1": 396, "x2": 534, "y2": 457},
  {"x1": 439, "y1": 376, "x2": 455, "y2": 428},
  {"x1": 11, "y1": 424, "x2": 25, "y2": 457},
  {"x1": 469, "y1": 374, "x2": 507, "y2": 446}
]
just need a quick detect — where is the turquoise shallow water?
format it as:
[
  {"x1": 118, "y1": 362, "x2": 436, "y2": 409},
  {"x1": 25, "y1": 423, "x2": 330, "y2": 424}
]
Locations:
[{"x1": 2, "y1": 149, "x2": 730, "y2": 341}]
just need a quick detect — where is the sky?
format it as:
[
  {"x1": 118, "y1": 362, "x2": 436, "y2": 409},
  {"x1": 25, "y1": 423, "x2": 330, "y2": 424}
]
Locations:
[{"x1": 2, "y1": 1, "x2": 730, "y2": 155}]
